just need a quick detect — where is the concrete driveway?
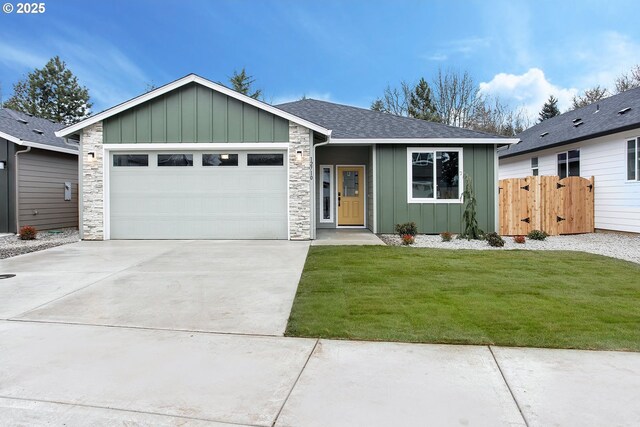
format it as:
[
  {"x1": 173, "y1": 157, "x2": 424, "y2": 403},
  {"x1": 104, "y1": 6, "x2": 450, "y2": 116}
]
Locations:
[
  {"x1": 1, "y1": 240, "x2": 309, "y2": 335},
  {"x1": 1, "y1": 241, "x2": 639, "y2": 426}
]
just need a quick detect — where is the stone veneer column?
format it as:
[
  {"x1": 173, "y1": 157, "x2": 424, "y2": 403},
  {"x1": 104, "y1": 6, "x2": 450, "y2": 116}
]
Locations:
[
  {"x1": 81, "y1": 121, "x2": 104, "y2": 240},
  {"x1": 288, "y1": 122, "x2": 312, "y2": 240}
]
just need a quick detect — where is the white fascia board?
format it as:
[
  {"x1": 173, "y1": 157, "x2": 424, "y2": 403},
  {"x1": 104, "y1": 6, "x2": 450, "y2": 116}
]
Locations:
[
  {"x1": 330, "y1": 138, "x2": 520, "y2": 145},
  {"x1": 103, "y1": 143, "x2": 290, "y2": 150},
  {"x1": 56, "y1": 74, "x2": 332, "y2": 137},
  {"x1": 0, "y1": 130, "x2": 79, "y2": 155}
]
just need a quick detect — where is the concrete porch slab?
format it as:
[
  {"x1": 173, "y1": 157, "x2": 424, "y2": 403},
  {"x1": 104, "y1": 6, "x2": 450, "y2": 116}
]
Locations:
[
  {"x1": 312, "y1": 229, "x2": 385, "y2": 246},
  {"x1": 275, "y1": 340, "x2": 525, "y2": 427},
  {"x1": 492, "y1": 346, "x2": 640, "y2": 426},
  {"x1": 0, "y1": 321, "x2": 316, "y2": 427}
]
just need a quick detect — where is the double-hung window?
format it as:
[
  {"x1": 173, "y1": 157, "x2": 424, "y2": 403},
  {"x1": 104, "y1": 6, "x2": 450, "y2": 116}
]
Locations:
[
  {"x1": 557, "y1": 149, "x2": 580, "y2": 179},
  {"x1": 531, "y1": 157, "x2": 539, "y2": 176},
  {"x1": 627, "y1": 138, "x2": 640, "y2": 181},
  {"x1": 407, "y1": 148, "x2": 463, "y2": 203}
]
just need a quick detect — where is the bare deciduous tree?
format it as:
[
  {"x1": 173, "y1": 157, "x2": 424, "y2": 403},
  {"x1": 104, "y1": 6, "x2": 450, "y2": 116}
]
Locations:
[
  {"x1": 370, "y1": 81, "x2": 413, "y2": 116},
  {"x1": 469, "y1": 97, "x2": 531, "y2": 137},
  {"x1": 615, "y1": 65, "x2": 640, "y2": 93},
  {"x1": 431, "y1": 67, "x2": 482, "y2": 128},
  {"x1": 570, "y1": 86, "x2": 609, "y2": 110}
]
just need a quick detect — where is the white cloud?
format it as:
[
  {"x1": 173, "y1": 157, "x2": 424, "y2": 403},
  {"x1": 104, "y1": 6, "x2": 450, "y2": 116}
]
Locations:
[
  {"x1": 271, "y1": 92, "x2": 331, "y2": 105},
  {"x1": 0, "y1": 41, "x2": 48, "y2": 70},
  {"x1": 479, "y1": 68, "x2": 577, "y2": 119},
  {"x1": 425, "y1": 37, "x2": 491, "y2": 61}
]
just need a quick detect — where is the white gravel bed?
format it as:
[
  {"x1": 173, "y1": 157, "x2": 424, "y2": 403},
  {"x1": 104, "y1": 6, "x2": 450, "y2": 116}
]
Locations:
[
  {"x1": 379, "y1": 232, "x2": 640, "y2": 264},
  {"x1": 0, "y1": 228, "x2": 79, "y2": 259}
]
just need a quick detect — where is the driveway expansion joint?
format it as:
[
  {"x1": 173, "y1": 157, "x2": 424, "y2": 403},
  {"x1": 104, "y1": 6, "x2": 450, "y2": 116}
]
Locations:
[{"x1": 488, "y1": 345, "x2": 530, "y2": 427}]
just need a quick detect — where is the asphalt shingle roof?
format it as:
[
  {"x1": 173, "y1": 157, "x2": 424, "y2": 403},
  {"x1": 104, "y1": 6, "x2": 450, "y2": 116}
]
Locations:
[
  {"x1": 275, "y1": 98, "x2": 506, "y2": 140},
  {"x1": 0, "y1": 108, "x2": 76, "y2": 152},
  {"x1": 500, "y1": 86, "x2": 640, "y2": 158}
]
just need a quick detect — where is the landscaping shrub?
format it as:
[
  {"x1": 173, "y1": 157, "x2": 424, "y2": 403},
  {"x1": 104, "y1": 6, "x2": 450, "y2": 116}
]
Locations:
[
  {"x1": 513, "y1": 235, "x2": 526, "y2": 244},
  {"x1": 485, "y1": 232, "x2": 505, "y2": 247},
  {"x1": 19, "y1": 225, "x2": 37, "y2": 240},
  {"x1": 401, "y1": 234, "x2": 415, "y2": 245},
  {"x1": 440, "y1": 232, "x2": 453, "y2": 242},
  {"x1": 527, "y1": 230, "x2": 549, "y2": 241},
  {"x1": 395, "y1": 222, "x2": 417, "y2": 237},
  {"x1": 459, "y1": 175, "x2": 484, "y2": 240}
]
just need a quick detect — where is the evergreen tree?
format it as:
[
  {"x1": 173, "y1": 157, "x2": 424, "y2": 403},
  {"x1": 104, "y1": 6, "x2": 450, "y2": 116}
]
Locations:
[
  {"x1": 408, "y1": 77, "x2": 439, "y2": 121},
  {"x1": 229, "y1": 68, "x2": 261, "y2": 99},
  {"x1": 538, "y1": 95, "x2": 560, "y2": 122},
  {"x1": 4, "y1": 56, "x2": 91, "y2": 125},
  {"x1": 370, "y1": 99, "x2": 384, "y2": 111}
]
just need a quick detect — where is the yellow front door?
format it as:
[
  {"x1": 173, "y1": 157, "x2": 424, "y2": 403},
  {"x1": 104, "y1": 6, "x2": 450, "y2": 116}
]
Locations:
[{"x1": 337, "y1": 166, "x2": 365, "y2": 226}]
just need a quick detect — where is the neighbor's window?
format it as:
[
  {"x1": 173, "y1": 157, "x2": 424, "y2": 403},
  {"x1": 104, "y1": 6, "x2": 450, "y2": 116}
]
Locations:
[
  {"x1": 408, "y1": 148, "x2": 462, "y2": 202},
  {"x1": 320, "y1": 165, "x2": 333, "y2": 222},
  {"x1": 628, "y1": 138, "x2": 639, "y2": 181},
  {"x1": 531, "y1": 157, "x2": 539, "y2": 176},
  {"x1": 158, "y1": 154, "x2": 193, "y2": 167},
  {"x1": 557, "y1": 149, "x2": 580, "y2": 179},
  {"x1": 113, "y1": 154, "x2": 148, "y2": 167},
  {"x1": 202, "y1": 154, "x2": 238, "y2": 167},
  {"x1": 247, "y1": 153, "x2": 284, "y2": 166}
]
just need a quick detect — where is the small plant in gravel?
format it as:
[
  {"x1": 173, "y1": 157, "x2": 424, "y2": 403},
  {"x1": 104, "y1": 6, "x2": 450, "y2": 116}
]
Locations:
[
  {"x1": 19, "y1": 225, "x2": 37, "y2": 241},
  {"x1": 440, "y1": 232, "x2": 453, "y2": 242},
  {"x1": 527, "y1": 230, "x2": 549, "y2": 241},
  {"x1": 513, "y1": 235, "x2": 526, "y2": 244},
  {"x1": 485, "y1": 232, "x2": 505, "y2": 247},
  {"x1": 395, "y1": 222, "x2": 417, "y2": 237},
  {"x1": 401, "y1": 234, "x2": 415, "y2": 245}
]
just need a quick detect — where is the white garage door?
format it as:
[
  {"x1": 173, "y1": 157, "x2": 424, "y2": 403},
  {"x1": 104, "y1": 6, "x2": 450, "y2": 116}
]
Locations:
[{"x1": 109, "y1": 151, "x2": 288, "y2": 239}]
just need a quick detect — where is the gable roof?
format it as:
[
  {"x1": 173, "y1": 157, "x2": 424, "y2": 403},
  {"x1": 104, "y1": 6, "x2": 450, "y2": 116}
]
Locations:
[
  {"x1": 0, "y1": 108, "x2": 78, "y2": 155},
  {"x1": 500, "y1": 86, "x2": 640, "y2": 158},
  {"x1": 276, "y1": 98, "x2": 513, "y2": 142},
  {"x1": 56, "y1": 74, "x2": 331, "y2": 138}
]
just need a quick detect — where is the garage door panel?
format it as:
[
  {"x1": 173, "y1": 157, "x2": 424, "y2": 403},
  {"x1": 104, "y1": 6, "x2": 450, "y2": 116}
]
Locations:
[{"x1": 109, "y1": 151, "x2": 288, "y2": 239}]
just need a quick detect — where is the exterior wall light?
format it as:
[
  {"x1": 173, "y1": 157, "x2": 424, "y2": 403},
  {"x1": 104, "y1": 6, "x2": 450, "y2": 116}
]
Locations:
[
  {"x1": 296, "y1": 150, "x2": 303, "y2": 164},
  {"x1": 0, "y1": 160, "x2": 5, "y2": 170},
  {"x1": 87, "y1": 152, "x2": 96, "y2": 162}
]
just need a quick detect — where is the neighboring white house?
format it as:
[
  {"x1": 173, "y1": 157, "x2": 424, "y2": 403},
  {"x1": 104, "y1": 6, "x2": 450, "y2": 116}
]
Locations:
[{"x1": 499, "y1": 87, "x2": 640, "y2": 234}]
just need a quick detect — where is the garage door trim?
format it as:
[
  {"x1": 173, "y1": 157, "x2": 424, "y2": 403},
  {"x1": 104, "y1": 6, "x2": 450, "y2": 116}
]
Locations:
[{"x1": 102, "y1": 143, "x2": 290, "y2": 240}]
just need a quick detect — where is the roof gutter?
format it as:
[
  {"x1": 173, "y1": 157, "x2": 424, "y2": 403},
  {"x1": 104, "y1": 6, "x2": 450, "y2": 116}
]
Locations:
[{"x1": 0, "y1": 130, "x2": 78, "y2": 155}]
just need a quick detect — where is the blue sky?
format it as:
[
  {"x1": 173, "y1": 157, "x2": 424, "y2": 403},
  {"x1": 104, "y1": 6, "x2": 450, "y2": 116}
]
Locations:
[{"x1": 2, "y1": 0, "x2": 640, "y2": 119}]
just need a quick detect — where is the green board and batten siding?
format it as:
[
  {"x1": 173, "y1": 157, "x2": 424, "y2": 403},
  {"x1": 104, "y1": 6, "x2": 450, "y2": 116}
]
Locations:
[
  {"x1": 103, "y1": 83, "x2": 289, "y2": 143},
  {"x1": 376, "y1": 144, "x2": 496, "y2": 234}
]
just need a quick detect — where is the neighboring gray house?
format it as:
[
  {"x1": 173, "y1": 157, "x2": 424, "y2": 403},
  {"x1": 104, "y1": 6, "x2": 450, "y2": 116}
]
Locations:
[
  {"x1": 55, "y1": 74, "x2": 516, "y2": 241},
  {"x1": 499, "y1": 87, "x2": 640, "y2": 233},
  {"x1": 0, "y1": 108, "x2": 79, "y2": 234}
]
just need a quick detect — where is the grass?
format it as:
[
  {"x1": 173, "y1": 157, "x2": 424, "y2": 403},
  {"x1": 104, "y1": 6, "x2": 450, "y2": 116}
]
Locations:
[{"x1": 285, "y1": 246, "x2": 640, "y2": 351}]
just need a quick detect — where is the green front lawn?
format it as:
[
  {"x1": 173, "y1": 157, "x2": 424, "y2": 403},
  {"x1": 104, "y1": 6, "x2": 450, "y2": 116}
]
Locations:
[{"x1": 286, "y1": 246, "x2": 640, "y2": 351}]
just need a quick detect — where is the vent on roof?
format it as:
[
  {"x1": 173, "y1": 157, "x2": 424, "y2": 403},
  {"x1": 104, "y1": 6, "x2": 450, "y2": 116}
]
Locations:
[
  {"x1": 540, "y1": 132, "x2": 549, "y2": 138},
  {"x1": 573, "y1": 120, "x2": 584, "y2": 127},
  {"x1": 618, "y1": 107, "x2": 631, "y2": 115},
  {"x1": 25, "y1": 113, "x2": 33, "y2": 117},
  {"x1": 32, "y1": 129, "x2": 44, "y2": 135},
  {"x1": 17, "y1": 118, "x2": 28, "y2": 124},
  {"x1": 572, "y1": 118, "x2": 581, "y2": 123},
  {"x1": 594, "y1": 104, "x2": 600, "y2": 113}
]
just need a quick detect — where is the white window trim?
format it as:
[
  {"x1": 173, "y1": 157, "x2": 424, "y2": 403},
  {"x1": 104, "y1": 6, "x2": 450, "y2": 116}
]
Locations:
[
  {"x1": 406, "y1": 147, "x2": 463, "y2": 204},
  {"x1": 531, "y1": 157, "x2": 539, "y2": 176},
  {"x1": 319, "y1": 165, "x2": 334, "y2": 223},
  {"x1": 556, "y1": 148, "x2": 580, "y2": 178},
  {"x1": 627, "y1": 137, "x2": 640, "y2": 182}
]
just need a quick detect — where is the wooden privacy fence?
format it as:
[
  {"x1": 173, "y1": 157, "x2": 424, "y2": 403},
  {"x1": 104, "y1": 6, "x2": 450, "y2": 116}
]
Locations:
[{"x1": 499, "y1": 176, "x2": 595, "y2": 236}]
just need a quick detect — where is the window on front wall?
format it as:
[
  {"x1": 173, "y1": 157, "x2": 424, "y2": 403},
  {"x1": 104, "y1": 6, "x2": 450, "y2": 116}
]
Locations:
[
  {"x1": 557, "y1": 149, "x2": 580, "y2": 179},
  {"x1": 628, "y1": 138, "x2": 639, "y2": 181},
  {"x1": 408, "y1": 148, "x2": 462, "y2": 203},
  {"x1": 531, "y1": 157, "x2": 539, "y2": 176},
  {"x1": 320, "y1": 165, "x2": 333, "y2": 222}
]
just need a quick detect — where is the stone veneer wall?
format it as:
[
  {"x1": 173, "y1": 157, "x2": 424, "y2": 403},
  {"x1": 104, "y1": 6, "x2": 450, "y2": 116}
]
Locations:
[
  {"x1": 81, "y1": 121, "x2": 104, "y2": 240},
  {"x1": 288, "y1": 123, "x2": 312, "y2": 240}
]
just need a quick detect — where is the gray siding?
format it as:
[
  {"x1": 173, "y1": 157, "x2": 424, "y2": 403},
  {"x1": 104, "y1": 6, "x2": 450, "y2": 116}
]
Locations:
[
  {"x1": 0, "y1": 139, "x2": 17, "y2": 233},
  {"x1": 315, "y1": 145, "x2": 371, "y2": 229},
  {"x1": 103, "y1": 83, "x2": 290, "y2": 144},
  {"x1": 376, "y1": 144, "x2": 496, "y2": 234},
  {"x1": 17, "y1": 148, "x2": 79, "y2": 230}
]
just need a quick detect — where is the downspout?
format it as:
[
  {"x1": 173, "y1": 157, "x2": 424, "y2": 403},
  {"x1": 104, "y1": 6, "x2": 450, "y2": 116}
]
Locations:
[
  {"x1": 14, "y1": 146, "x2": 31, "y2": 233},
  {"x1": 311, "y1": 135, "x2": 331, "y2": 240}
]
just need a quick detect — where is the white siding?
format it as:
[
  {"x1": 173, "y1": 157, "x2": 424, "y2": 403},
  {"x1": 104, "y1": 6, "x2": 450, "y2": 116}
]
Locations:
[{"x1": 499, "y1": 130, "x2": 640, "y2": 233}]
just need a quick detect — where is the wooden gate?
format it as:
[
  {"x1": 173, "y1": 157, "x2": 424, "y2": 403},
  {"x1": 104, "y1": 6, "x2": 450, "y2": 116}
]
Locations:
[{"x1": 499, "y1": 176, "x2": 594, "y2": 236}]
